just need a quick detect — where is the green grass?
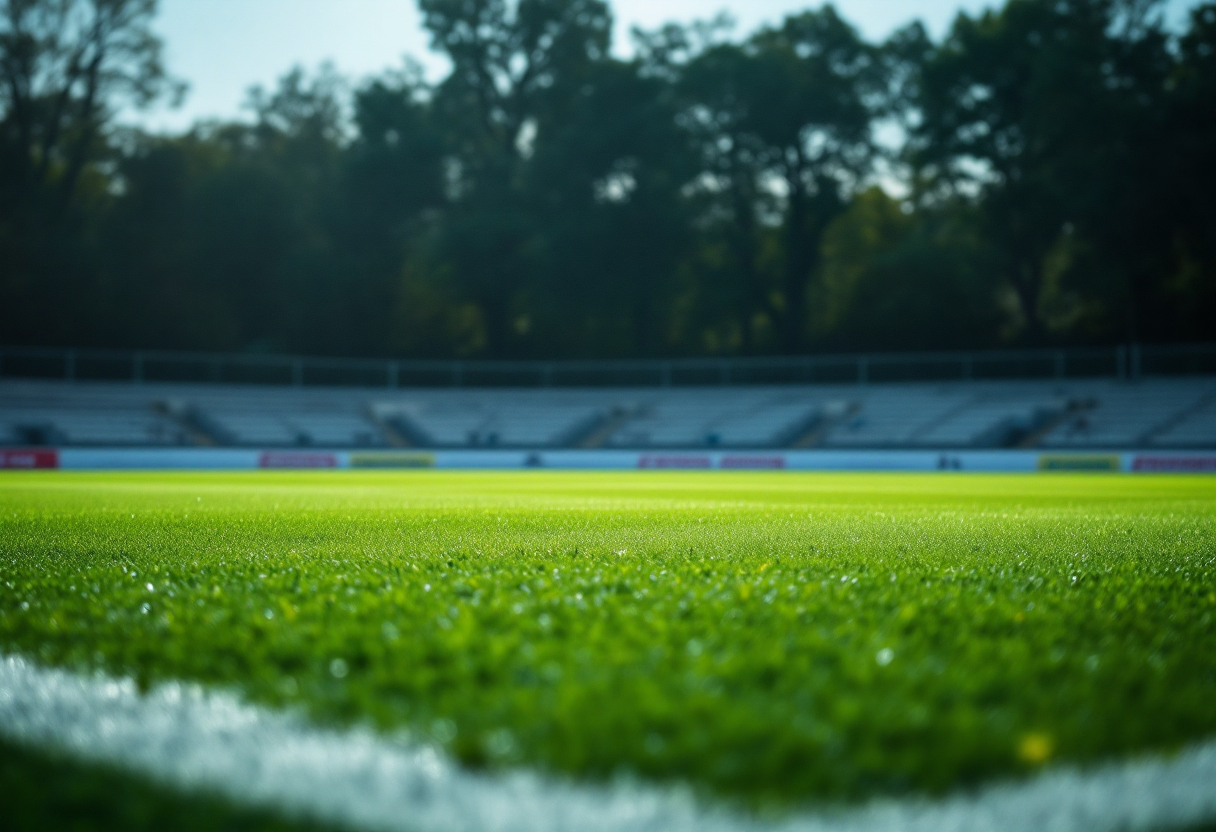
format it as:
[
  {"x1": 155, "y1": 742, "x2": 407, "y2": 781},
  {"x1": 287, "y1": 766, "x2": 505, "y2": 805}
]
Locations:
[
  {"x1": 0, "y1": 738, "x2": 341, "y2": 832},
  {"x1": 1, "y1": 471, "x2": 1214, "y2": 810}
]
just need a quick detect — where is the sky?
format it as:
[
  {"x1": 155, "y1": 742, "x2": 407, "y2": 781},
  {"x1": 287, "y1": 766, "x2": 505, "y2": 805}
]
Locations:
[{"x1": 136, "y1": 0, "x2": 1203, "y2": 132}]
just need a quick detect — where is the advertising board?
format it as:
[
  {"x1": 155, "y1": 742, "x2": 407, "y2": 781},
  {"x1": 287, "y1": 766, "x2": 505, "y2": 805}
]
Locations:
[
  {"x1": 0, "y1": 449, "x2": 59, "y2": 469},
  {"x1": 4, "y1": 447, "x2": 1211, "y2": 473}
]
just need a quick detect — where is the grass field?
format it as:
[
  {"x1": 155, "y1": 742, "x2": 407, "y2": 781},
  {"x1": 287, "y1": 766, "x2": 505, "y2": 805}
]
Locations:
[{"x1": 1, "y1": 471, "x2": 1215, "y2": 826}]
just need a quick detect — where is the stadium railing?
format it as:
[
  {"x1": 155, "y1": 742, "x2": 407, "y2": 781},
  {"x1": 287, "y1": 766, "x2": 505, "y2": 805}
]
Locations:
[{"x1": 0, "y1": 343, "x2": 1213, "y2": 389}]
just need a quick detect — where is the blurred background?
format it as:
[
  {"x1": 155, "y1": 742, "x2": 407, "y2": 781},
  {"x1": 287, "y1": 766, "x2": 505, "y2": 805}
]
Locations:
[{"x1": 2, "y1": 0, "x2": 1213, "y2": 362}]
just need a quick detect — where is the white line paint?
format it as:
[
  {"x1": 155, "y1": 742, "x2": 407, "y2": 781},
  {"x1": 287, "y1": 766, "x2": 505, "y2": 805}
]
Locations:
[{"x1": 1, "y1": 654, "x2": 1215, "y2": 832}]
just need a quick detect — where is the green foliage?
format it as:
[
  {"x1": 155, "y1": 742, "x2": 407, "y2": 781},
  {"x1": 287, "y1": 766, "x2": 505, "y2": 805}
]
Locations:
[
  {"x1": 674, "y1": 7, "x2": 880, "y2": 353},
  {"x1": 914, "y1": 0, "x2": 1214, "y2": 342},
  {"x1": 813, "y1": 187, "x2": 1005, "y2": 349},
  {"x1": 0, "y1": 0, "x2": 180, "y2": 346},
  {"x1": 1, "y1": 471, "x2": 1214, "y2": 809},
  {"x1": 2, "y1": 0, "x2": 1214, "y2": 356}
]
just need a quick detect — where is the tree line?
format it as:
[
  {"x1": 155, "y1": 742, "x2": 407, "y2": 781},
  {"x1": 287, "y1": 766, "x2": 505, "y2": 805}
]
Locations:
[{"x1": 2, "y1": 0, "x2": 1213, "y2": 360}]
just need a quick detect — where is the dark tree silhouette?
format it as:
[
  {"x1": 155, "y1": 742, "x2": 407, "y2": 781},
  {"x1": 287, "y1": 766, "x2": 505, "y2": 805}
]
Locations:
[{"x1": 1, "y1": 0, "x2": 1213, "y2": 358}]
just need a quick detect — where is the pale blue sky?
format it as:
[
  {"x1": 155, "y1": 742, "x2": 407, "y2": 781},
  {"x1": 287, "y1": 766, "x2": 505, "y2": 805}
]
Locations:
[{"x1": 138, "y1": 0, "x2": 1203, "y2": 131}]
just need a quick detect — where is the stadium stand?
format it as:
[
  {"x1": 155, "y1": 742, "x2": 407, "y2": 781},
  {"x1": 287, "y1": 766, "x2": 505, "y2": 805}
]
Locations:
[
  {"x1": 376, "y1": 395, "x2": 610, "y2": 448},
  {"x1": 0, "y1": 383, "x2": 187, "y2": 446},
  {"x1": 1149, "y1": 390, "x2": 1216, "y2": 447},
  {"x1": 1038, "y1": 380, "x2": 1216, "y2": 448},
  {"x1": 1, "y1": 374, "x2": 1213, "y2": 449},
  {"x1": 601, "y1": 391, "x2": 820, "y2": 448},
  {"x1": 184, "y1": 389, "x2": 384, "y2": 447}
]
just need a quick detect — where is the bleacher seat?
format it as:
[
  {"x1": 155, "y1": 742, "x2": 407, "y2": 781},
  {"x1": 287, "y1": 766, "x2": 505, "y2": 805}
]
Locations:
[
  {"x1": 1038, "y1": 380, "x2": 1215, "y2": 448},
  {"x1": 0, "y1": 385, "x2": 185, "y2": 446},
  {"x1": 604, "y1": 391, "x2": 818, "y2": 448},
  {"x1": 383, "y1": 395, "x2": 607, "y2": 447},
  {"x1": 1150, "y1": 392, "x2": 1216, "y2": 447},
  {"x1": 0, "y1": 375, "x2": 1212, "y2": 449},
  {"x1": 822, "y1": 386, "x2": 967, "y2": 447}
]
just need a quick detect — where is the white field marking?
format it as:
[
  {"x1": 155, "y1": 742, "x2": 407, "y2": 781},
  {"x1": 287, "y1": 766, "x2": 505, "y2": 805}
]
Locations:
[{"x1": 2, "y1": 655, "x2": 1216, "y2": 832}]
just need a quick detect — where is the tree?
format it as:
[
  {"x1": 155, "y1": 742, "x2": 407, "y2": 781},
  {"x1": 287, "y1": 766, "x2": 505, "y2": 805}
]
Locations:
[
  {"x1": 0, "y1": 0, "x2": 179, "y2": 345},
  {"x1": 915, "y1": 0, "x2": 1180, "y2": 342},
  {"x1": 1152, "y1": 2, "x2": 1216, "y2": 341},
  {"x1": 3, "y1": 0, "x2": 1209, "y2": 359},
  {"x1": 676, "y1": 36, "x2": 779, "y2": 354},
  {"x1": 97, "y1": 67, "x2": 354, "y2": 354},
  {"x1": 0, "y1": 0, "x2": 177, "y2": 208},
  {"x1": 524, "y1": 55, "x2": 694, "y2": 356},
  {"x1": 813, "y1": 187, "x2": 1005, "y2": 350},
  {"x1": 416, "y1": 0, "x2": 613, "y2": 356},
  {"x1": 343, "y1": 66, "x2": 447, "y2": 354},
  {"x1": 678, "y1": 7, "x2": 881, "y2": 353}
]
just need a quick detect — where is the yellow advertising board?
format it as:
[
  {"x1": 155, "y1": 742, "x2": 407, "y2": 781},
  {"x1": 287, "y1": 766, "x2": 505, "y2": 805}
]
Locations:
[{"x1": 1037, "y1": 454, "x2": 1122, "y2": 472}]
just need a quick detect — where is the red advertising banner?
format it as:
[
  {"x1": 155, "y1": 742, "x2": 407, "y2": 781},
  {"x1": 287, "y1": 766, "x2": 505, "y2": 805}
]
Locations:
[{"x1": 0, "y1": 449, "x2": 59, "y2": 469}]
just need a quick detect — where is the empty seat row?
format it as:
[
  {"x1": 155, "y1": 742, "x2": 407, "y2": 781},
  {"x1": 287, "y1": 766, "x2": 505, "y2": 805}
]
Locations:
[{"x1": 1, "y1": 377, "x2": 1213, "y2": 449}]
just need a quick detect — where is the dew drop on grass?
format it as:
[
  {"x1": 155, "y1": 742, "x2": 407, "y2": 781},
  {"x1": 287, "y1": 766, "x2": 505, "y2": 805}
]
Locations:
[
  {"x1": 431, "y1": 719, "x2": 457, "y2": 743},
  {"x1": 876, "y1": 648, "x2": 895, "y2": 667},
  {"x1": 329, "y1": 658, "x2": 348, "y2": 679},
  {"x1": 484, "y1": 728, "x2": 516, "y2": 759}
]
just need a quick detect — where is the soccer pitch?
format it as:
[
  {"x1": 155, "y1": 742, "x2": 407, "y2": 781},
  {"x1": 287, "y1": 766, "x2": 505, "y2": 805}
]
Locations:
[{"x1": 1, "y1": 471, "x2": 1215, "y2": 831}]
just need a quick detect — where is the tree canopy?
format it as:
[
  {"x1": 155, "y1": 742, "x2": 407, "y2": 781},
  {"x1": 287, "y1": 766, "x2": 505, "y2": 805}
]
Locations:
[{"x1": 2, "y1": 0, "x2": 1212, "y2": 359}]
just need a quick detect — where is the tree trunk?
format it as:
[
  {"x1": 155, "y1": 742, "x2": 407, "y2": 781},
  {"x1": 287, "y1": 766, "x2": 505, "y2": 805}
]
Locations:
[
  {"x1": 728, "y1": 163, "x2": 762, "y2": 353},
  {"x1": 778, "y1": 168, "x2": 811, "y2": 354},
  {"x1": 1010, "y1": 257, "x2": 1045, "y2": 342}
]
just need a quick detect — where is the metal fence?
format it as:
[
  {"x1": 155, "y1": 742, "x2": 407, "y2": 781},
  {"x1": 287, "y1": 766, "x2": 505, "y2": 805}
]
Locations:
[{"x1": 0, "y1": 343, "x2": 1213, "y2": 389}]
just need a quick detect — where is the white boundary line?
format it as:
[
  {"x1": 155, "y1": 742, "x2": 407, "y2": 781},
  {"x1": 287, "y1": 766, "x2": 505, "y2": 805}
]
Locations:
[{"x1": 2, "y1": 654, "x2": 1215, "y2": 832}]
